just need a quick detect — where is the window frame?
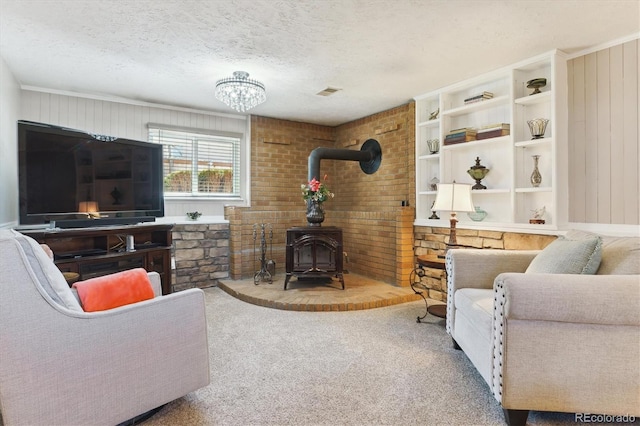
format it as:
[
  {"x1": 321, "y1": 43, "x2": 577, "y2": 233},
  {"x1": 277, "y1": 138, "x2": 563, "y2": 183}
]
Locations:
[{"x1": 147, "y1": 124, "x2": 246, "y2": 202}]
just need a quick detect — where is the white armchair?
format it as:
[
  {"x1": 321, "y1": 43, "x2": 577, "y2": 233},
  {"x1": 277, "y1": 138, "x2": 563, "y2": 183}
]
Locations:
[
  {"x1": 446, "y1": 231, "x2": 640, "y2": 425},
  {"x1": 0, "y1": 229, "x2": 210, "y2": 426}
]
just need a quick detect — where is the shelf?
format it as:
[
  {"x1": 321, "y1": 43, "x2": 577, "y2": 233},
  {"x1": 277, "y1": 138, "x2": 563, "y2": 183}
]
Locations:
[
  {"x1": 418, "y1": 153, "x2": 440, "y2": 160},
  {"x1": 515, "y1": 186, "x2": 552, "y2": 193},
  {"x1": 414, "y1": 50, "x2": 566, "y2": 233},
  {"x1": 413, "y1": 218, "x2": 559, "y2": 234},
  {"x1": 414, "y1": 218, "x2": 448, "y2": 227},
  {"x1": 444, "y1": 135, "x2": 510, "y2": 150},
  {"x1": 442, "y1": 95, "x2": 509, "y2": 117},
  {"x1": 514, "y1": 137, "x2": 553, "y2": 148},
  {"x1": 511, "y1": 223, "x2": 557, "y2": 232},
  {"x1": 514, "y1": 91, "x2": 551, "y2": 106},
  {"x1": 471, "y1": 188, "x2": 511, "y2": 194},
  {"x1": 417, "y1": 119, "x2": 440, "y2": 128}
]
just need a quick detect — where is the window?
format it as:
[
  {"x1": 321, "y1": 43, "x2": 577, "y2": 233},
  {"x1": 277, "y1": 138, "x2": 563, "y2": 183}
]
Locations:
[{"x1": 148, "y1": 127, "x2": 241, "y2": 198}]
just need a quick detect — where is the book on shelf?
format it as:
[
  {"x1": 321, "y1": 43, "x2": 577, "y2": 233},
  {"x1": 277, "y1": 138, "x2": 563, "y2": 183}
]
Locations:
[
  {"x1": 476, "y1": 128, "x2": 510, "y2": 140},
  {"x1": 464, "y1": 92, "x2": 494, "y2": 104},
  {"x1": 464, "y1": 97, "x2": 492, "y2": 104},
  {"x1": 446, "y1": 131, "x2": 475, "y2": 139},
  {"x1": 444, "y1": 134, "x2": 476, "y2": 145},
  {"x1": 447, "y1": 127, "x2": 477, "y2": 136},
  {"x1": 479, "y1": 123, "x2": 510, "y2": 131}
]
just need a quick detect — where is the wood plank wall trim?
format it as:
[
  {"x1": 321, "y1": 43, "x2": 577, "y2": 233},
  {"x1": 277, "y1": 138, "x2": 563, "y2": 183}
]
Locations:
[{"x1": 568, "y1": 38, "x2": 639, "y2": 225}]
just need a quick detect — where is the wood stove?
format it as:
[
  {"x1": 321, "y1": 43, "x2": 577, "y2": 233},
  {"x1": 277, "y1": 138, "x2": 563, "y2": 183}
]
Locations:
[{"x1": 285, "y1": 226, "x2": 344, "y2": 290}]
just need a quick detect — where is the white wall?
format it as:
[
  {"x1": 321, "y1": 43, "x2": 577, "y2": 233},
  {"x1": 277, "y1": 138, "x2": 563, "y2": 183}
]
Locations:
[
  {"x1": 0, "y1": 57, "x2": 21, "y2": 228},
  {"x1": 19, "y1": 90, "x2": 251, "y2": 218},
  {"x1": 568, "y1": 37, "x2": 639, "y2": 226}
]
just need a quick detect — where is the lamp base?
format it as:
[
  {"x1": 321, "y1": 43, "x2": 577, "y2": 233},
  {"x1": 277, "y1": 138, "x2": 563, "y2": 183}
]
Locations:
[
  {"x1": 437, "y1": 213, "x2": 459, "y2": 259},
  {"x1": 472, "y1": 180, "x2": 486, "y2": 190}
]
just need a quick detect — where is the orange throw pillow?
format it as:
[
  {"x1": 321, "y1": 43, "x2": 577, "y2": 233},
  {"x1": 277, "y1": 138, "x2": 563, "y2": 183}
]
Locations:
[{"x1": 72, "y1": 268, "x2": 154, "y2": 312}]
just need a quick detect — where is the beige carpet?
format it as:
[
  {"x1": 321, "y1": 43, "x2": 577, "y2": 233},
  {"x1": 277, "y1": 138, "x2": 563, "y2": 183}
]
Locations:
[{"x1": 143, "y1": 287, "x2": 599, "y2": 426}]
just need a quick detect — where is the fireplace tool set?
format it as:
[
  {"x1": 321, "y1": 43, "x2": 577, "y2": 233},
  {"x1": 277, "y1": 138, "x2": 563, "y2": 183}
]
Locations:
[{"x1": 253, "y1": 223, "x2": 275, "y2": 285}]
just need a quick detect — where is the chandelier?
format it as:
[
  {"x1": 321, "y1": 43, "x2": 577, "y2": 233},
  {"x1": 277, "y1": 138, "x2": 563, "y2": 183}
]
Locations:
[{"x1": 214, "y1": 71, "x2": 266, "y2": 113}]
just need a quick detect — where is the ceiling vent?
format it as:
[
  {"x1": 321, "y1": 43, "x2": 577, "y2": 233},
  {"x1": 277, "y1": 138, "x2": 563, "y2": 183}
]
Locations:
[{"x1": 316, "y1": 87, "x2": 341, "y2": 96}]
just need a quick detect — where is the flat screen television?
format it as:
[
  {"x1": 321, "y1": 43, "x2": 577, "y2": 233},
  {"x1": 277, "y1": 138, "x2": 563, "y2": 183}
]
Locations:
[{"x1": 18, "y1": 120, "x2": 165, "y2": 227}]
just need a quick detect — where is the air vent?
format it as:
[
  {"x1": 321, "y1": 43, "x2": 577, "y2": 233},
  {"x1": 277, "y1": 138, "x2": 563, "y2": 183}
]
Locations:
[{"x1": 316, "y1": 87, "x2": 341, "y2": 96}]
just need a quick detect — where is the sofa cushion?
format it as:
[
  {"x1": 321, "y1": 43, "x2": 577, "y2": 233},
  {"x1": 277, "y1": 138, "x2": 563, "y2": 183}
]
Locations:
[
  {"x1": 565, "y1": 230, "x2": 640, "y2": 275},
  {"x1": 454, "y1": 288, "x2": 494, "y2": 335},
  {"x1": 525, "y1": 234, "x2": 602, "y2": 275},
  {"x1": 72, "y1": 268, "x2": 154, "y2": 312},
  {"x1": 5, "y1": 230, "x2": 83, "y2": 311}
]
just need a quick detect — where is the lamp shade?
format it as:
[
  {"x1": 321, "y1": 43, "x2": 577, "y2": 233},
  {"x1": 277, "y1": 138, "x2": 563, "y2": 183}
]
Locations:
[
  {"x1": 78, "y1": 201, "x2": 99, "y2": 213},
  {"x1": 432, "y1": 183, "x2": 474, "y2": 213}
]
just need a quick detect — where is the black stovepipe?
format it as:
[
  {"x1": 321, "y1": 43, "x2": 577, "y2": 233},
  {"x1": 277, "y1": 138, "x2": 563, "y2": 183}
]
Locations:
[{"x1": 307, "y1": 138, "x2": 382, "y2": 181}]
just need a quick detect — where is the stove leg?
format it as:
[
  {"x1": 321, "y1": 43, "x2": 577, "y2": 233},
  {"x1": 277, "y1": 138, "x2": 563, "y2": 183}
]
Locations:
[{"x1": 284, "y1": 275, "x2": 291, "y2": 290}]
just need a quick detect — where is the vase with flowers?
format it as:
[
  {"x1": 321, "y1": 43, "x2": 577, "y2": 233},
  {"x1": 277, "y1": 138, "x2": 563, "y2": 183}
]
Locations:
[{"x1": 301, "y1": 175, "x2": 334, "y2": 226}]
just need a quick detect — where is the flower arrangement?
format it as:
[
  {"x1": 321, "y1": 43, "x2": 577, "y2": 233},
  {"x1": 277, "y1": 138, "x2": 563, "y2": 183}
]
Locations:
[
  {"x1": 186, "y1": 211, "x2": 202, "y2": 220},
  {"x1": 301, "y1": 175, "x2": 334, "y2": 204}
]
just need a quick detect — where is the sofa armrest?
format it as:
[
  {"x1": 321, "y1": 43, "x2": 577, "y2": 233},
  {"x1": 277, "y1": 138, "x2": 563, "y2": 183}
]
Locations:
[
  {"x1": 490, "y1": 273, "x2": 640, "y2": 415},
  {"x1": 148, "y1": 271, "x2": 162, "y2": 296},
  {"x1": 446, "y1": 249, "x2": 539, "y2": 336},
  {"x1": 447, "y1": 249, "x2": 539, "y2": 292},
  {"x1": 495, "y1": 273, "x2": 640, "y2": 325}
]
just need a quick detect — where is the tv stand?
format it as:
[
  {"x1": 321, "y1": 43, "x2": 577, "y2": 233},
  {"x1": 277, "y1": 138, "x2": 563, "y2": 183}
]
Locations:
[
  {"x1": 21, "y1": 223, "x2": 173, "y2": 294},
  {"x1": 54, "y1": 216, "x2": 156, "y2": 229}
]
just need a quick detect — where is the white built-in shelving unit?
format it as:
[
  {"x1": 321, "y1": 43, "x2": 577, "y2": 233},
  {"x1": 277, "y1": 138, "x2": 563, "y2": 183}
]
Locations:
[{"x1": 414, "y1": 50, "x2": 568, "y2": 233}]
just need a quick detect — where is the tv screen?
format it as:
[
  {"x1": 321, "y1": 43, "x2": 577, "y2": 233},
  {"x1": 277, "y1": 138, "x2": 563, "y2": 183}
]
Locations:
[{"x1": 18, "y1": 120, "x2": 164, "y2": 226}]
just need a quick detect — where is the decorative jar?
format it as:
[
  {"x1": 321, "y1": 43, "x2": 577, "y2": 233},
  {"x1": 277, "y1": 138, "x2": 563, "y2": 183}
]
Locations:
[
  {"x1": 527, "y1": 118, "x2": 549, "y2": 139},
  {"x1": 306, "y1": 200, "x2": 325, "y2": 226},
  {"x1": 530, "y1": 155, "x2": 542, "y2": 187},
  {"x1": 427, "y1": 138, "x2": 440, "y2": 154},
  {"x1": 467, "y1": 206, "x2": 488, "y2": 221},
  {"x1": 467, "y1": 157, "x2": 490, "y2": 190}
]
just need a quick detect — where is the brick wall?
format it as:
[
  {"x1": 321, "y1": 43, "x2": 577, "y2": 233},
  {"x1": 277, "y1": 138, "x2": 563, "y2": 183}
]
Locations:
[
  {"x1": 225, "y1": 206, "x2": 298, "y2": 283},
  {"x1": 250, "y1": 116, "x2": 336, "y2": 211},
  {"x1": 226, "y1": 105, "x2": 416, "y2": 286},
  {"x1": 225, "y1": 206, "x2": 415, "y2": 287},
  {"x1": 332, "y1": 104, "x2": 416, "y2": 211}
]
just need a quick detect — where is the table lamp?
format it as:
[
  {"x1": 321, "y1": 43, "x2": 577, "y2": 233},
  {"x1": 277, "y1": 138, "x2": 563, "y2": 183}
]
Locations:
[
  {"x1": 78, "y1": 201, "x2": 100, "y2": 218},
  {"x1": 432, "y1": 182, "x2": 475, "y2": 258}
]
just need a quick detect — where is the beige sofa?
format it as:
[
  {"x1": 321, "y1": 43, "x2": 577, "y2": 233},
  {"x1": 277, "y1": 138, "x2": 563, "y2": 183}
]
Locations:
[
  {"x1": 445, "y1": 230, "x2": 640, "y2": 426},
  {"x1": 0, "y1": 229, "x2": 210, "y2": 426}
]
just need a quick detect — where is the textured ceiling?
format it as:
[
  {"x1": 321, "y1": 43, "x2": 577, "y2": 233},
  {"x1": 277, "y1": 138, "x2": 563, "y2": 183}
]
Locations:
[{"x1": 1, "y1": 0, "x2": 638, "y2": 126}]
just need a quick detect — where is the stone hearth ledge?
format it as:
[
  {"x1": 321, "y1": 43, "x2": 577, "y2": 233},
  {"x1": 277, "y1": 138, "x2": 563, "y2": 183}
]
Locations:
[{"x1": 156, "y1": 216, "x2": 228, "y2": 225}]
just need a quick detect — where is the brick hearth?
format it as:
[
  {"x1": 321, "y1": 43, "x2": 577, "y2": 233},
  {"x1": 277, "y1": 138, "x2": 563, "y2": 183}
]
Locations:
[{"x1": 218, "y1": 274, "x2": 422, "y2": 312}]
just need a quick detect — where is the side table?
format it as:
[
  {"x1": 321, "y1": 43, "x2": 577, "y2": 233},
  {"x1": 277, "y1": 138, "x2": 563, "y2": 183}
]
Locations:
[{"x1": 410, "y1": 254, "x2": 447, "y2": 323}]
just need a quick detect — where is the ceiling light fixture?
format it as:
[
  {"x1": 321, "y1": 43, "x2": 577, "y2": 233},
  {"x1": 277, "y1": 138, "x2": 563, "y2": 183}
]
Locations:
[{"x1": 214, "y1": 71, "x2": 266, "y2": 113}]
